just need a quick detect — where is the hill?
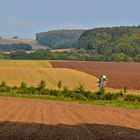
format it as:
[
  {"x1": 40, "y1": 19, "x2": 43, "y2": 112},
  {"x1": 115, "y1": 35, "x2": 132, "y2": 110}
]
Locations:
[
  {"x1": 0, "y1": 60, "x2": 98, "y2": 90},
  {"x1": 0, "y1": 60, "x2": 52, "y2": 68},
  {"x1": 79, "y1": 26, "x2": 140, "y2": 61},
  {"x1": 50, "y1": 61, "x2": 140, "y2": 90},
  {"x1": 0, "y1": 38, "x2": 47, "y2": 50},
  {"x1": 36, "y1": 30, "x2": 85, "y2": 49}
]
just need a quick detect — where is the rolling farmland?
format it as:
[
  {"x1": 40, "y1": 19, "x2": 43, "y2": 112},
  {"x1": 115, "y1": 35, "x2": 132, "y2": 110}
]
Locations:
[
  {"x1": 0, "y1": 97, "x2": 139, "y2": 140},
  {"x1": 0, "y1": 60, "x2": 98, "y2": 89},
  {"x1": 50, "y1": 61, "x2": 140, "y2": 90},
  {"x1": 0, "y1": 60, "x2": 52, "y2": 68}
]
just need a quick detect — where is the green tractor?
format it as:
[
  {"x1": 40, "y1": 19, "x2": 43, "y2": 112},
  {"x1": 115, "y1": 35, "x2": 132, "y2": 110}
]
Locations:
[{"x1": 99, "y1": 75, "x2": 108, "y2": 88}]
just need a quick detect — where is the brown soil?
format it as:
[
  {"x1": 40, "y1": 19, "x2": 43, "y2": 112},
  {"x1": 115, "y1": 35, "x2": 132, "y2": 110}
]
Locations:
[
  {"x1": 50, "y1": 61, "x2": 140, "y2": 90},
  {"x1": 0, "y1": 97, "x2": 139, "y2": 140}
]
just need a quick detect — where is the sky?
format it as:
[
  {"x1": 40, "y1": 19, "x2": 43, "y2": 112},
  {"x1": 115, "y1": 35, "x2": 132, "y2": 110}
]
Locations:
[{"x1": 0, "y1": 0, "x2": 140, "y2": 38}]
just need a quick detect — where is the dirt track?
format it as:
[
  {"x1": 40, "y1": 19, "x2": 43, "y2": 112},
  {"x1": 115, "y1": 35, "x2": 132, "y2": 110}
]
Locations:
[
  {"x1": 50, "y1": 61, "x2": 140, "y2": 90},
  {"x1": 0, "y1": 97, "x2": 139, "y2": 140}
]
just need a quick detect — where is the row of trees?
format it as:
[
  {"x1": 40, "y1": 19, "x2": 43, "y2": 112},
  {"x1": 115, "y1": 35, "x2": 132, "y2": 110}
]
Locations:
[
  {"x1": 0, "y1": 49, "x2": 139, "y2": 62},
  {"x1": 0, "y1": 43, "x2": 32, "y2": 51},
  {"x1": 0, "y1": 80, "x2": 140, "y2": 102}
]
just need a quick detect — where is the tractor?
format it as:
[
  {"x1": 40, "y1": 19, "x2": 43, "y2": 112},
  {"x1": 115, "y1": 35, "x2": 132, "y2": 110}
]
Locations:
[{"x1": 99, "y1": 75, "x2": 108, "y2": 88}]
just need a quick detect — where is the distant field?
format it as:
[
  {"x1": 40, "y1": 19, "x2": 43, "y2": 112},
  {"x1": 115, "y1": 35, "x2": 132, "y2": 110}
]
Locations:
[
  {"x1": 51, "y1": 48, "x2": 75, "y2": 52},
  {"x1": 0, "y1": 60, "x2": 52, "y2": 68},
  {"x1": 50, "y1": 61, "x2": 140, "y2": 90},
  {"x1": 0, "y1": 60, "x2": 98, "y2": 89},
  {"x1": 0, "y1": 38, "x2": 47, "y2": 50}
]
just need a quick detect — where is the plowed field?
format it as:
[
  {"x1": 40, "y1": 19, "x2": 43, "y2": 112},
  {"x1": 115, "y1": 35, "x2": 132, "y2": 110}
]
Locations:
[
  {"x1": 0, "y1": 97, "x2": 139, "y2": 140},
  {"x1": 50, "y1": 61, "x2": 140, "y2": 90}
]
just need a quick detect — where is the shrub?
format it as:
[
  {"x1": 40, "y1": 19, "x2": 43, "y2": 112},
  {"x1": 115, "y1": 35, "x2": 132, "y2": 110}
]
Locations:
[
  {"x1": 20, "y1": 82, "x2": 27, "y2": 89},
  {"x1": 103, "y1": 92, "x2": 123, "y2": 100},
  {"x1": 82, "y1": 91, "x2": 93, "y2": 99},
  {"x1": 62, "y1": 86, "x2": 72, "y2": 97},
  {"x1": 124, "y1": 95, "x2": 140, "y2": 102},
  {"x1": 38, "y1": 80, "x2": 46, "y2": 91},
  {"x1": 0, "y1": 81, "x2": 6, "y2": 87},
  {"x1": 57, "y1": 80, "x2": 62, "y2": 90},
  {"x1": 28, "y1": 86, "x2": 38, "y2": 94},
  {"x1": 123, "y1": 86, "x2": 128, "y2": 94},
  {"x1": 0, "y1": 86, "x2": 10, "y2": 92},
  {"x1": 70, "y1": 92, "x2": 87, "y2": 101},
  {"x1": 75, "y1": 83, "x2": 85, "y2": 94},
  {"x1": 48, "y1": 89, "x2": 59, "y2": 96}
]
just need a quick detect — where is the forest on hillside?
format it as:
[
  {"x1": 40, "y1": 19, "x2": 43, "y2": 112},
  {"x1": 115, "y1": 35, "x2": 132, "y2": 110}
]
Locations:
[
  {"x1": 0, "y1": 26, "x2": 140, "y2": 61},
  {"x1": 79, "y1": 26, "x2": 140, "y2": 61},
  {"x1": 36, "y1": 30, "x2": 84, "y2": 49}
]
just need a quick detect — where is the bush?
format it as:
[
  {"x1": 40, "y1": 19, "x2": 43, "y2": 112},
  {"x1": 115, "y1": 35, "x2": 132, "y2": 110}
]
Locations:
[
  {"x1": 82, "y1": 91, "x2": 93, "y2": 99},
  {"x1": 62, "y1": 87, "x2": 72, "y2": 98},
  {"x1": 124, "y1": 95, "x2": 140, "y2": 102},
  {"x1": 20, "y1": 82, "x2": 27, "y2": 89},
  {"x1": 0, "y1": 86, "x2": 10, "y2": 92},
  {"x1": 123, "y1": 86, "x2": 128, "y2": 94},
  {"x1": 38, "y1": 80, "x2": 46, "y2": 91},
  {"x1": 57, "y1": 80, "x2": 62, "y2": 90},
  {"x1": 70, "y1": 92, "x2": 87, "y2": 101},
  {"x1": 103, "y1": 92, "x2": 123, "y2": 100},
  {"x1": 75, "y1": 83, "x2": 85, "y2": 94},
  {"x1": 47, "y1": 89, "x2": 59, "y2": 96},
  {"x1": 0, "y1": 81, "x2": 6, "y2": 87}
]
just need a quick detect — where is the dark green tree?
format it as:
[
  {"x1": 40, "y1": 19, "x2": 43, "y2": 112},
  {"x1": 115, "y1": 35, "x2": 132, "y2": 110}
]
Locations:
[
  {"x1": 38, "y1": 80, "x2": 46, "y2": 90},
  {"x1": 57, "y1": 80, "x2": 62, "y2": 90}
]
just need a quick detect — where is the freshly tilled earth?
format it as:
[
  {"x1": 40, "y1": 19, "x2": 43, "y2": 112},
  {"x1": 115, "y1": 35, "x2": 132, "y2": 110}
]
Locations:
[
  {"x1": 50, "y1": 61, "x2": 140, "y2": 90},
  {"x1": 0, "y1": 97, "x2": 140, "y2": 140}
]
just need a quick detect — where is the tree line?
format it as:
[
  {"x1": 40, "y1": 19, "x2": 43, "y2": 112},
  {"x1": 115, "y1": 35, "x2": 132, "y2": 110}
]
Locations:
[
  {"x1": 0, "y1": 80, "x2": 139, "y2": 102},
  {"x1": 0, "y1": 43, "x2": 32, "y2": 51},
  {"x1": 0, "y1": 49, "x2": 139, "y2": 62},
  {"x1": 0, "y1": 49, "x2": 138, "y2": 61}
]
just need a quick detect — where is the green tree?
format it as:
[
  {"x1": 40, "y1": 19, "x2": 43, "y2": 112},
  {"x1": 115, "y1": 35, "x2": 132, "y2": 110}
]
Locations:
[
  {"x1": 1, "y1": 81, "x2": 6, "y2": 87},
  {"x1": 123, "y1": 86, "x2": 128, "y2": 94},
  {"x1": 113, "y1": 53, "x2": 133, "y2": 62},
  {"x1": 38, "y1": 80, "x2": 46, "y2": 90},
  {"x1": 57, "y1": 80, "x2": 62, "y2": 90},
  {"x1": 20, "y1": 82, "x2": 27, "y2": 89},
  {"x1": 75, "y1": 83, "x2": 85, "y2": 93}
]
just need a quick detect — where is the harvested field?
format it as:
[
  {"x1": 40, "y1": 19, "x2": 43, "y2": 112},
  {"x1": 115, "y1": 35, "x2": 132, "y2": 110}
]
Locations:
[
  {"x1": 0, "y1": 38, "x2": 46, "y2": 50},
  {"x1": 50, "y1": 61, "x2": 140, "y2": 90},
  {"x1": 0, "y1": 67, "x2": 98, "y2": 89},
  {"x1": 51, "y1": 48, "x2": 75, "y2": 52},
  {"x1": 0, "y1": 97, "x2": 139, "y2": 140},
  {"x1": 0, "y1": 60, "x2": 52, "y2": 68}
]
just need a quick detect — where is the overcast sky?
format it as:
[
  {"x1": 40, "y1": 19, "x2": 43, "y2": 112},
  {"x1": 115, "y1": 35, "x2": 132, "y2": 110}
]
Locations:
[{"x1": 0, "y1": 0, "x2": 140, "y2": 38}]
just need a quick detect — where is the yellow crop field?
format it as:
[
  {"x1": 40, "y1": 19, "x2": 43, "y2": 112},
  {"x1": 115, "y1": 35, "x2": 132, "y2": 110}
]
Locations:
[
  {"x1": 0, "y1": 60, "x2": 52, "y2": 68},
  {"x1": 0, "y1": 66, "x2": 98, "y2": 90}
]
